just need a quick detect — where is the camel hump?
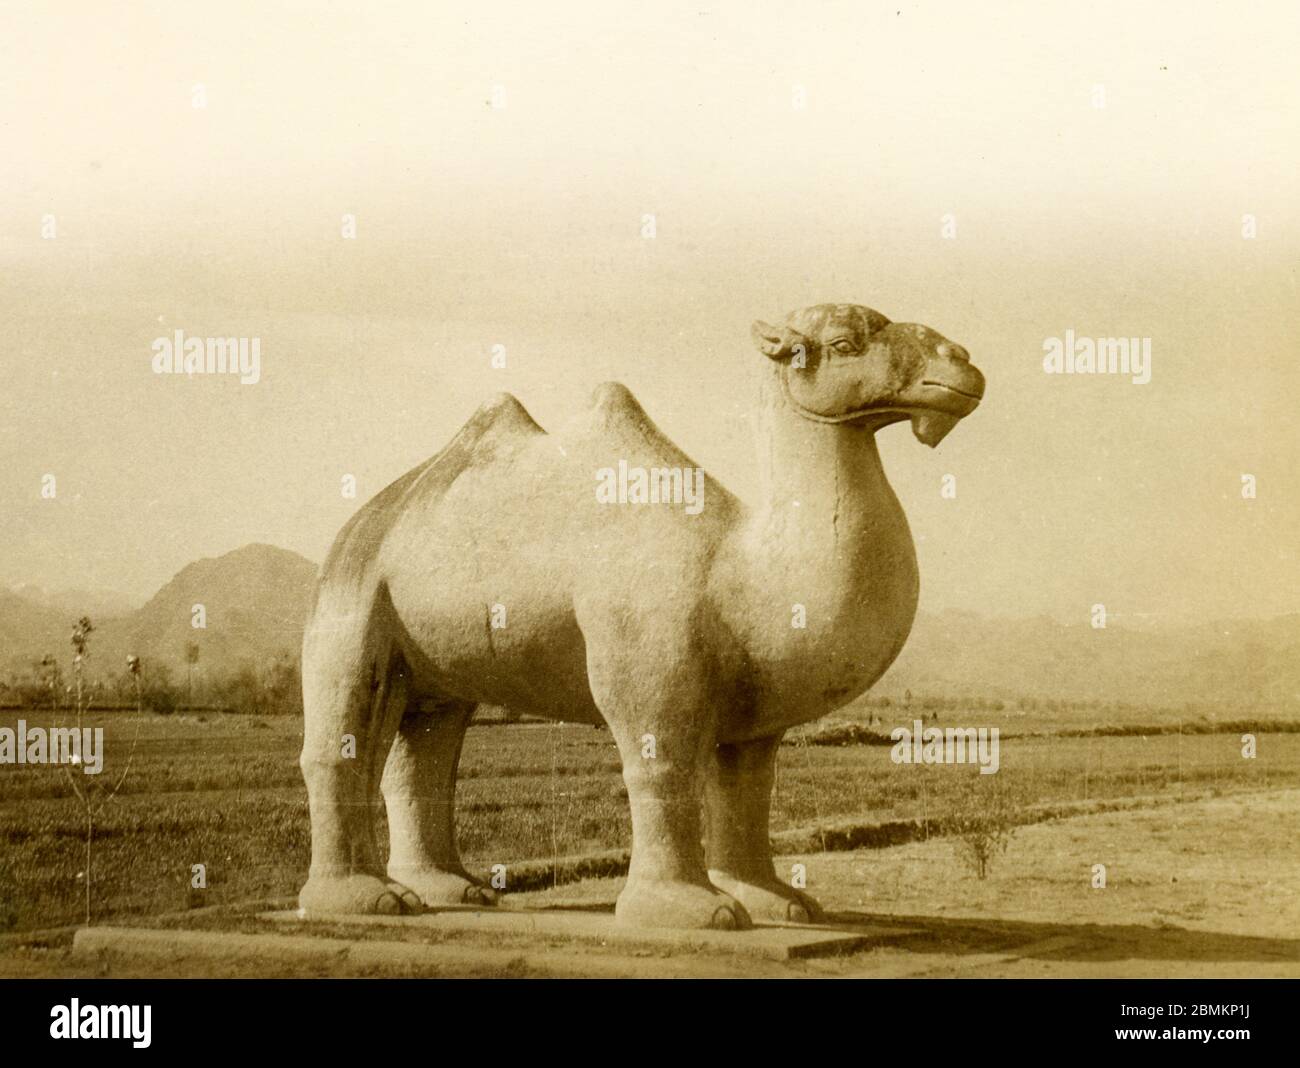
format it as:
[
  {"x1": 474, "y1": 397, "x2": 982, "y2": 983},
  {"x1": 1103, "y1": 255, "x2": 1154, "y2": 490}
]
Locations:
[
  {"x1": 317, "y1": 393, "x2": 544, "y2": 588},
  {"x1": 467, "y1": 392, "x2": 545, "y2": 440},
  {"x1": 425, "y1": 391, "x2": 544, "y2": 470},
  {"x1": 589, "y1": 380, "x2": 639, "y2": 411},
  {"x1": 406, "y1": 391, "x2": 544, "y2": 494},
  {"x1": 567, "y1": 381, "x2": 696, "y2": 467}
]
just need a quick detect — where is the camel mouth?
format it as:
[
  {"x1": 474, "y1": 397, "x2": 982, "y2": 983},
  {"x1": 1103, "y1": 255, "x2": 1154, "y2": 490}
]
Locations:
[
  {"x1": 908, "y1": 370, "x2": 984, "y2": 446},
  {"x1": 921, "y1": 380, "x2": 983, "y2": 401}
]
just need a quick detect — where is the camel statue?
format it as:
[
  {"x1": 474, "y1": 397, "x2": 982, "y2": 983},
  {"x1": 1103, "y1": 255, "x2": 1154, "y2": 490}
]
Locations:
[{"x1": 298, "y1": 303, "x2": 985, "y2": 929}]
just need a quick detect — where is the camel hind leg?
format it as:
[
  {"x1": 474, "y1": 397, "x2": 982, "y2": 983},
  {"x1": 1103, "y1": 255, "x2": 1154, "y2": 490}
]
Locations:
[
  {"x1": 298, "y1": 585, "x2": 422, "y2": 916},
  {"x1": 383, "y1": 697, "x2": 498, "y2": 906}
]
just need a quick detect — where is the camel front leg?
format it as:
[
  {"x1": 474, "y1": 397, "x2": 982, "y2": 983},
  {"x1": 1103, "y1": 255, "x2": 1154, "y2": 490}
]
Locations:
[
  {"x1": 705, "y1": 733, "x2": 825, "y2": 923},
  {"x1": 583, "y1": 627, "x2": 751, "y2": 931},
  {"x1": 607, "y1": 712, "x2": 751, "y2": 931}
]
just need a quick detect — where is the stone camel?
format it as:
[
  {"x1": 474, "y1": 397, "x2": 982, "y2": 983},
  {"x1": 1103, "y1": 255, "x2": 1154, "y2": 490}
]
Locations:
[{"x1": 298, "y1": 303, "x2": 985, "y2": 929}]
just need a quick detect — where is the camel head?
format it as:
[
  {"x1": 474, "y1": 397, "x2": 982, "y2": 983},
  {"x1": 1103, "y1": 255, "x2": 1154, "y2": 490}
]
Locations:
[{"x1": 750, "y1": 303, "x2": 985, "y2": 446}]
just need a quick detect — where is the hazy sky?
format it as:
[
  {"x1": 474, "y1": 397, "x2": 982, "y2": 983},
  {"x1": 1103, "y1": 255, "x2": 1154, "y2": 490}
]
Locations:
[{"x1": 2, "y1": 1, "x2": 1296, "y2": 625}]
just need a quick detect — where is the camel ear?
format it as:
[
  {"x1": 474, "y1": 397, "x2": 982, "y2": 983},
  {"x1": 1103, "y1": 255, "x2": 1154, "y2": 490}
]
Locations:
[{"x1": 751, "y1": 321, "x2": 804, "y2": 361}]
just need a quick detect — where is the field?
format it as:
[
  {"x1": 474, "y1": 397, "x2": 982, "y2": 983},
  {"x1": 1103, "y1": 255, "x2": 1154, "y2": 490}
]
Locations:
[{"x1": 1, "y1": 698, "x2": 1297, "y2": 945}]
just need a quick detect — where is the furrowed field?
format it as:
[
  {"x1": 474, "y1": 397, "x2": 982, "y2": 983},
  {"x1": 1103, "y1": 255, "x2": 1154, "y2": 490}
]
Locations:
[{"x1": 1, "y1": 701, "x2": 1297, "y2": 933}]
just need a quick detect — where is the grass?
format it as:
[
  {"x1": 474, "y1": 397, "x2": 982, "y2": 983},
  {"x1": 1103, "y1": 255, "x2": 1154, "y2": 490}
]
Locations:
[{"x1": 0, "y1": 702, "x2": 1296, "y2": 933}]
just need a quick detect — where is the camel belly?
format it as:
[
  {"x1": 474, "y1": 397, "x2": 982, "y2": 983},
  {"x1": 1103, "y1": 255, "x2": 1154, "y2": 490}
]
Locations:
[{"x1": 385, "y1": 566, "x2": 602, "y2": 723}]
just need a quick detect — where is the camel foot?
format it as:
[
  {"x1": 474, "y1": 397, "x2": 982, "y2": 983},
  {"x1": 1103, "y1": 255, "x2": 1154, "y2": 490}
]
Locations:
[
  {"x1": 707, "y1": 870, "x2": 825, "y2": 924},
  {"x1": 615, "y1": 876, "x2": 752, "y2": 931},
  {"x1": 388, "y1": 866, "x2": 499, "y2": 908},
  {"x1": 299, "y1": 873, "x2": 422, "y2": 916}
]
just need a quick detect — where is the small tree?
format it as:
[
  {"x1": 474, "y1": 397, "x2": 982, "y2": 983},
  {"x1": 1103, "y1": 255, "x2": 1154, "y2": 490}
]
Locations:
[
  {"x1": 260, "y1": 652, "x2": 302, "y2": 716},
  {"x1": 144, "y1": 663, "x2": 178, "y2": 715},
  {"x1": 939, "y1": 775, "x2": 1025, "y2": 880},
  {"x1": 59, "y1": 619, "x2": 143, "y2": 925},
  {"x1": 39, "y1": 654, "x2": 62, "y2": 714},
  {"x1": 184, "y1": 642, "x2": 200, "y2": 709}
]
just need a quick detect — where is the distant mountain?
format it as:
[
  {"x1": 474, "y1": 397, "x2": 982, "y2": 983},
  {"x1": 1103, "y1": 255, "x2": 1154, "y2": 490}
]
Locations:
[
  {"x1": 0, "y1": 544, "x2": 318, "y2": 679},
  {"x1": 875, "y1": 610, "x2": 1300, "y2": 709},
  {"x1": 1, "y1": 544, "x2": 1295, "y2": 710},
  {"x1": 9, "y1": 584, "x2": 140, "y2": 622},
  {"x1": 0, "y1": 590, "x2": 70, "y2": 667}
]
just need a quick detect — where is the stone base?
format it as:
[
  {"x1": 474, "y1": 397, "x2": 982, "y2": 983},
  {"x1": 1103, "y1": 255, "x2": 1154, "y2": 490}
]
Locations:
[
  {"x1": 260, "y1": 905, "x2": 910, "y2": 962},
  {"x1": 71, "y1": 906, "x2": 915, "y2": 976}
]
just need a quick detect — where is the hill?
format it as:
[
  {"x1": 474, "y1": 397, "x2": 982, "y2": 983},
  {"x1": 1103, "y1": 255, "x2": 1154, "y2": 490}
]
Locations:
[
  {"x1": 1, "y1": 544, "x2": 317, "y2": 681},
  {"x1": 876, "y1": 610, "x2": 1299, "y2": 709}
]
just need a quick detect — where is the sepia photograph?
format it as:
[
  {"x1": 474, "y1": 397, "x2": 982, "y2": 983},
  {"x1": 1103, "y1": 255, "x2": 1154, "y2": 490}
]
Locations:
[{"x1": 0, "y1": 0, "x2": 1296, "y2": 1044}]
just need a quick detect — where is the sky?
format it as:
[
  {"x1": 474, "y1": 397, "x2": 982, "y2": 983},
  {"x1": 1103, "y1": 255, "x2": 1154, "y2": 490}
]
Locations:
[{"x1": 1, "y1": 0, "x2": 1296, "y2": 625}]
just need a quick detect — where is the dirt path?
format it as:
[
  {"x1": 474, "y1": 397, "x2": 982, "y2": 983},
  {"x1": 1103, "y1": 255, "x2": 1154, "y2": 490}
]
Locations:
[{"x1": 4, "y1": 789, "x2": 1297, "y2": 978}]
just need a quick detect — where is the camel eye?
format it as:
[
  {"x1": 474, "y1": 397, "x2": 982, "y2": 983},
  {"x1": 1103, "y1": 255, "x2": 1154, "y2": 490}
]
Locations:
[{"x1": 829, "y1": 338, "x2": 856, "y2": 355}]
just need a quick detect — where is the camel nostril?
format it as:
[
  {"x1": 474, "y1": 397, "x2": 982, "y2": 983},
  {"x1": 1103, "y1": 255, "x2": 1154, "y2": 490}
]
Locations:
[{"x1": 938, "y1": 343, "x2": 970, "y2": 362}]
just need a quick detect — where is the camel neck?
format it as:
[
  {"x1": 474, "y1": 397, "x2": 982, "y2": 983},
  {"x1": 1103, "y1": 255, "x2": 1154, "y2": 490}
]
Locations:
[{"x1": 752, "y1": 369, "x2": 892, "y2": 526}]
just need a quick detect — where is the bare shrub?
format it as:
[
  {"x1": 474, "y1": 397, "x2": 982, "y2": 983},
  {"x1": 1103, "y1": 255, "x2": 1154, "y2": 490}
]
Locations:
[{"x1": 938, "y1": 774, "x2": 1026, "y2": 880}]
